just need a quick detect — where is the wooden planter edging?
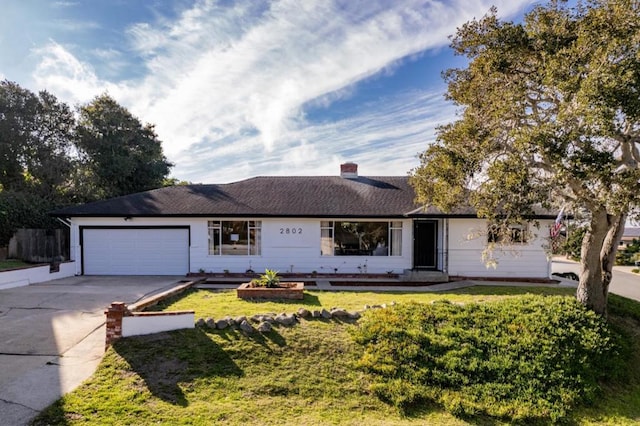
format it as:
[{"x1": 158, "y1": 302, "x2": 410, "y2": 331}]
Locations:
[{"x1": 237, "y1": 282, "x2": 304, "y2": 300}]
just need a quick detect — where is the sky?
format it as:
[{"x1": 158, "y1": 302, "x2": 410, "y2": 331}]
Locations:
[{"x1": 0, "y1": 0, "x2": 538, "y2": 183}]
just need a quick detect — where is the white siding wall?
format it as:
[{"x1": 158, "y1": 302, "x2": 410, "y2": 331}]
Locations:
[
  {"x1": 70, "y1": 217, "x2": 413, "y2": 275},
  {"x1": 447, "y1": 218, "x2": 553, "y2": 279},
  {"x1": 191, "y1": 218, "x2": 413, "y2": 274},
  {"x1": 69, "y1": 216, "x2": 552, "y2": 277}
]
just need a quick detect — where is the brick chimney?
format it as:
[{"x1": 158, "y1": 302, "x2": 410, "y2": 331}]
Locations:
[{"x1": 340, "y1": 162, "x2": 358, "y2": 178}]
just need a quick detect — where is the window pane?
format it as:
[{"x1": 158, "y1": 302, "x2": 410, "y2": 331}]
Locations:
[
  {"x1": 335, "y1": 222, "x2": 388, "y2": 256},
  {"x1": 391, "y1": 221, "x2": 403, "y2": 228},
  {"x1": 488, "y1": 223, "x2": 527, "y2": 244},
  {"x1": 221, "y1": 221, "x2": 248, "y2": 255},
  {"x1": 250, "y1": 227, "x2": 261, "y2": 255},
  {"x1": 390, "y1": 227, "x2": 402, "y2": 256},
  {"x1": 321, "y1": 227, "x2": 333, "y2": 256},
  {"x1": 208, "y1": 222, "x2": 221, "y2": 255}
]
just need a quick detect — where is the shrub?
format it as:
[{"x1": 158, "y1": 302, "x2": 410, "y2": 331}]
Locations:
[
  {"x1": 351, "y1": 296, "x2": 620, "y2": 423},
  {"x1": 250, "y1": 269, "x2": 280, "y2": 288}
]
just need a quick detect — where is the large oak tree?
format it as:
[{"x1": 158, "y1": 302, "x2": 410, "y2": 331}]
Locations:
[{"x1": 410, "y1": 0, "x2": 640, "y2": 315}]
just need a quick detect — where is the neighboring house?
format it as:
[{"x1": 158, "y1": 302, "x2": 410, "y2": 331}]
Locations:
[
  {"x1": 619, "y1": 227, "x2": 640, "y2": 250},
  {"x1": 51, "y1": 163, "x2": 556, "y2": 279}
]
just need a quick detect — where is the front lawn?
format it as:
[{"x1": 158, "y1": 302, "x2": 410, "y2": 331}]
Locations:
[
  {"x1": 33, "y1": 288, "x2": 640, "y2": 425},
  {"x1": 145, "y1": 285, "x2": 576, "y2": 318}
]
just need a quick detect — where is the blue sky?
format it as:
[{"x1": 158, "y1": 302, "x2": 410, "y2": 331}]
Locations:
[{"x1": 0, "y1": 0, "x2": 537, "y2": 183}]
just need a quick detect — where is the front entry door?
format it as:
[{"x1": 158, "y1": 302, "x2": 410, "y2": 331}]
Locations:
[{"x1": 414, "y1": 221, "x2": 437, "y2": 269}]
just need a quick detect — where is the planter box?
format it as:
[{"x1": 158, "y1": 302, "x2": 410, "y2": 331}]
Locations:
[{"x1": 237, "y1": 282, "x2": 304, "y2": 300}]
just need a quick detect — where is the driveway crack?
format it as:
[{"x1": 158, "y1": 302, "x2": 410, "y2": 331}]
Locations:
[{"x1": 0, "y1": 397, "x2": 38, "y2": 413}]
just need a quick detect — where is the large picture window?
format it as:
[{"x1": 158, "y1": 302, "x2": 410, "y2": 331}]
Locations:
[
  {"x1": 320, "y1": 221, "x2": 402, "y2": 256},
  {"x1": 208, "y1": 220, "x2": 261, "y2": 255}
]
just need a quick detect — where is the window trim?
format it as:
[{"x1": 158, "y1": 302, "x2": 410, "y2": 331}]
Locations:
[
  {"x1": 487, "y1": 222, "x2": 528, "y2": 245},
  {"x1": 321, "y1": 220, "x2": 402, "y2": 257},
  {"x1": 208, "y1": 220, "x2": 262, "y2": 256}
]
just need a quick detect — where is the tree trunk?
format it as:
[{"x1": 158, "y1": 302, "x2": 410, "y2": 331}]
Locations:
[{"x1": 576, "y1": 209, "x2": 625, "y2": 316}]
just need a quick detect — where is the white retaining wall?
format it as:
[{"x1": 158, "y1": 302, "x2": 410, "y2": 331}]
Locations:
[
  {"x1": 0, "y1": 261, "x2": 76, "y2": 290},
  {"x1": 122, "y1": 312, "x2": 195, "y2": 337}
]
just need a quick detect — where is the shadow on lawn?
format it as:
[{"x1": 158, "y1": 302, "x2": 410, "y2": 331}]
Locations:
[
  {"x1": 112, "y1": 328, "x2": 243, "y2": 406},
  {"x1": 240, "y1": 292, "x2": 323, "y2": 307},
  {"x1": 215, "y1": 325, "x2": 288, "y2": 349}
]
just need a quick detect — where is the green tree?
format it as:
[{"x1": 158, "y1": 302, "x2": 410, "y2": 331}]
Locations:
[
  {"x1": 75, "y1": 94, "x2": 173, "y2": 199},
  {"x1": 0, "y1": 80, "x2": 75, "y2": 199},
  {"x1": 0, "y1": 81, "x2": 39, "y2": 191},
  {"x1": 410, "y1": 0, "x2": 640, "y2": 315}
]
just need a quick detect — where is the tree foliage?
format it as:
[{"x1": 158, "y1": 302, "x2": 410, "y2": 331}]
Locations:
[
  {"x1": 0, "y1": 82, "x2": 174, "y2": 246},
  {"x1": 410, "y1": 0, "x2": 640, "y2": 314},
  {"x1": 75, "y1": 94, "x2": 173, "y2": 199},
  {"x1": 0, "y1": 81, "x2": 75, "y2": 198}
]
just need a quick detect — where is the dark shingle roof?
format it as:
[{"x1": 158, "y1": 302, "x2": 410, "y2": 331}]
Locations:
[
  {"x1": 51, "y1": 176, "x2": 419, "y2": 218},
  {"x1": 50, "y1": 175, "x2": 559, "y2": 219}
]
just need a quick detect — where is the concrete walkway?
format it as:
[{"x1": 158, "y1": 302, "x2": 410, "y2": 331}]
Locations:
[{"x1": 0, "y1": 276, "x2": 183, "y2": 426}]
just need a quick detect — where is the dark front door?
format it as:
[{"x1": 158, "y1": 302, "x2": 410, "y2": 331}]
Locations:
[{"x1": 414, "y1": 221, "x2": 437, "y2": 269}]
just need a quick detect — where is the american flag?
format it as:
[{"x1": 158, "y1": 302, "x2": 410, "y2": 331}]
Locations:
[{"x1": 551, "y1": 207, "x2": 565, "y2": 238}]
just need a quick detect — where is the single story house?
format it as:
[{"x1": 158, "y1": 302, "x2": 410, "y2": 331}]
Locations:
[{"x1": 51, "y1": 163, "x2": 557, "y2": 279}]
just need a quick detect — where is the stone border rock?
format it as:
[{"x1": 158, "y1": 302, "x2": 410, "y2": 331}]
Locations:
[{"x1": 194, "y1": 305, "x2": 387, "y2": 334}]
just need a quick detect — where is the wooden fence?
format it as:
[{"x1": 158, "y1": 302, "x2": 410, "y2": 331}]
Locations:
[{"x1": 7, "y1": 228, "x2": 70, "y2": 263}]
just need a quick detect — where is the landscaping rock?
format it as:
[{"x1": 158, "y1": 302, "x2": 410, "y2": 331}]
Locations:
[
  {"x1": 297, "y1": 308, "x2": 311, "y2": 318},
  {"x1": 347, "y1": 311, "x2": 361, "y2": 320},
  {"x1": 257, "y1": 322, "x2": 272, "y2": 333},
  {"x1": 364, "y1": 304, "x2": 371, "y2": 310},
  {"x1": 235, "y1": 315, "x2": 248, "y2": 325},
  {"x1": 215, "y1": 319, "x2": 229, "y2": 330},
  {"x1": 275, "y1": 313, "x2": 296, "y2": 326},
  {"x1": 321, "y1": 309, "x2": 332, "y2": 319},
  {"x1": 311, "y1": 310, "x2": 322, "y2": 318},
  {"x1": 205, "y1": 317, "x2": 216, "y2": 328},
  {"x1": 196, "y1": 318, "x2": 206, "y2": 327},
  {"x1": 239, "y1": 320, "x2": 254, "y2": 334},
  {"x1": 330, "y1": 308, "x2": 349, "y2": 318}
]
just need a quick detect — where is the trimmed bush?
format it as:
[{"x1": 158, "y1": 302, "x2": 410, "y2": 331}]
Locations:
[{"x1": 351, "y1": 296, "x2": 619, "y2": 423}]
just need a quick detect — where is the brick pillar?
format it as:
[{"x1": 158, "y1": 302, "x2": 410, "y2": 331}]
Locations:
[{"x1": 105, "y1": 302, "x2": 127, "y2": 350}]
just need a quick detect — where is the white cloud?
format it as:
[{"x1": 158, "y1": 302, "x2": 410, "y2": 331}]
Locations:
[
  {"x1": 29, "y1": 0, "x2": 534, "y2": 182},
  {"x1": 32, "y1": 41, "x2": 123, "y2": 104},
  {"x1": 172, "y1": 89, "x2": 455, "y2": 183}
]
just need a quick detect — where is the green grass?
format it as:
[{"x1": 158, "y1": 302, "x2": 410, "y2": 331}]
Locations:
[
  {"x1": 147, "y1": 285, "x2": 576, "y2": 319},
  {"x1": 33, "y1": 287, "x2": 640, "y2": 425},
  {"x1": 0, "y1": 259, "x2": 31, "y2": 271}
]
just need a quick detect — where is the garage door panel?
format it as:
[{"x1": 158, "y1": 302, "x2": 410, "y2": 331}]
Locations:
[{"x1": 83, "y1": 228, "x2": 189, "y2": 275}]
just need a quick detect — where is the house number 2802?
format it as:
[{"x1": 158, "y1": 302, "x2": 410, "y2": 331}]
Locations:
[{"x1": 280, "y1": 228, "x2": 302, "y2": 235}]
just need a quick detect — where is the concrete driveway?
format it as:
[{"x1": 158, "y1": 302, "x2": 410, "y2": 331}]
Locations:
[{"x1": 0, "y1": 275, "x2": 184, "y2": 426}]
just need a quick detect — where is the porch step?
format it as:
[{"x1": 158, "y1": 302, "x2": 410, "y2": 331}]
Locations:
[{"x1": 401, "y1": 269, "x2": 449, "y2": 283}]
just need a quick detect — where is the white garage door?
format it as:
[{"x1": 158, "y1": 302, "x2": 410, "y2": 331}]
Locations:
[{"x1": 83, "y1": 228, "x2": 189, "y2": 275}]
